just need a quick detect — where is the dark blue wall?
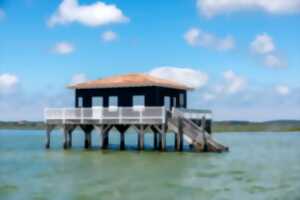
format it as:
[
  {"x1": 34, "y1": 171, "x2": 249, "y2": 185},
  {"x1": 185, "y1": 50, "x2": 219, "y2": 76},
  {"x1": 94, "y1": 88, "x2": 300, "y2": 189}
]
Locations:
[{"x1": 75, "y1": 86, "x2": 187, "y2": 109}]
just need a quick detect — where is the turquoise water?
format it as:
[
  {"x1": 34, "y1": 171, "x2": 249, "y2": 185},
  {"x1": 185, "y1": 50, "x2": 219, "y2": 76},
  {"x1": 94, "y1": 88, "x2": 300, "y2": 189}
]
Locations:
[{"x1": 0, "y1": 130, "x2": 300, "y2": 200}]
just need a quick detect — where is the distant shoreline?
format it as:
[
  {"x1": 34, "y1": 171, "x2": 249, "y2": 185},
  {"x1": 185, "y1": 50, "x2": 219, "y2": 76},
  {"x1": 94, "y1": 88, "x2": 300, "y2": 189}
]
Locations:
[{"x1": 1, "y1": 121, "x2": 300, "y2": 132}]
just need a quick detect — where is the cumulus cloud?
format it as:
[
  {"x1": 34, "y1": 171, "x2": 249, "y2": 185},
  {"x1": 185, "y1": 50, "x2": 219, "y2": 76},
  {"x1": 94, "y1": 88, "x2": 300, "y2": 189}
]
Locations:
[
  {"x1": 101, "y1": 30, "x2": 118, "y2": 42},
  {"x1": 71, "y1": 73, "x2": 87, "y2": 85},
  {"x1": 222, "y1": 70, "x2": 247, "y2": 94},
  {"x1": 264, "y1": 54, "x2": 286, "y2": 68},
  {"x1": 0, "y1": 73, "x2": 19, "y2": 93},
  {"x1": 184, "y1": 27, "x2": 235, "y2": 51},
  {"x1": 52, "y1": 42, "x2": 74, "y2": 55},
  {"x1": 48, "y1": 0, "x2": 129, "y2": 27},
  {"x1": 197, "y1": 0, "x2": 300, "y2": 18},
  {"x1": 275, "y1": 85, "x2": 290, "y2": 96},
  {"x1": 148, "y1": 67, "x2": 208, "y2": 89},
  {"x1": 250, "y1": 33, "x2": 275, "y2": 54},
  {"x1": 204, "y1": 70, "x2": 246, "y2": 100},
  {"x1": 250, "y1": 33, "x2": 286, "y2": 68}
]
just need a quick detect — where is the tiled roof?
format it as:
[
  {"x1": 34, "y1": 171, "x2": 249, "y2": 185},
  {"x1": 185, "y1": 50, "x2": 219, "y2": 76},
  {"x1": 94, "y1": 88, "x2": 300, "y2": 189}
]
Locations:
[{"x1": 68, "y1": 73, "x2": 191, "y2": 90}]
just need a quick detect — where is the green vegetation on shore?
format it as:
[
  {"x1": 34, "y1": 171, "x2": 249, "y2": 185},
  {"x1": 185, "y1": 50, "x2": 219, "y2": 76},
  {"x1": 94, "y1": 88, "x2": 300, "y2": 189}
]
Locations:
[
  {"x1": 212, "y1": 120, "x2": 300, "y2": 132},
  {"x1": 1, "y1": 120, "x2": 300, "y2": 132}
]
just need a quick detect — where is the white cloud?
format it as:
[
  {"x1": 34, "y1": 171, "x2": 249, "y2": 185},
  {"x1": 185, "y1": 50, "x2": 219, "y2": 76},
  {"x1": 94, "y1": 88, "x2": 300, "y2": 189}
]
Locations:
[
  {"x1": 71, "y1": 73, "x2": 87, "y2": 85},
  {"x1": 148, "y1": 67, "x2": 208, "y2": 89},
  {"x1": 275, "y1": 85, "x2": 290, "y2": 96},
  {"x1": 52, "y1": 42, "x2": 74, "y2": 55},
  {"x1": 250, "y1": 33, "x2": 275, "y2": 54},
  {"x1": 48, "y1": 0, "x2": 129, "y2": 27},
  {"x1": 264, "y1": 54, "x2": 285, "y2": 68},
  {"x1": 197, "y1": 0, "x2": 300, "y2": 18},
  {"x1": 0, "y1": 8, "x2": 5, "y2": 20},
  {"x1": 101, "y1": 30, "x2": 118, "y2": 42},
  {"x1": 222, "y1": 70, "x2": 247, "y2": 94},
  {"x1": 184, "y1": 27, "x2": 235, "y2": 51},
  {"x1": 0, "y1": 73, "x2": 19, "y2": 93},
  {"x1": 250, "y1": 33, "x2": 286, "y2": 68}
]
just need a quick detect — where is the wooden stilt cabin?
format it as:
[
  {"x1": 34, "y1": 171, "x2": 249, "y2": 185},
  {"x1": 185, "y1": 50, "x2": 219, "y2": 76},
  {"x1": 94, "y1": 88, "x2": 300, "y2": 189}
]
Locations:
[{"x1": 44, "y1": 73, "x2": 228, "y2": 152}]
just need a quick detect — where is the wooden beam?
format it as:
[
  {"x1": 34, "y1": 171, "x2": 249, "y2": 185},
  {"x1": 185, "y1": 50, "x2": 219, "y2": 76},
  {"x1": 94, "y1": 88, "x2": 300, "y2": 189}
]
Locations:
[
  {"x1": 101, "y1": 125, "x2": 112, "y2": 149},
  {"x1": 80, "y1": 125, "x2": 94, "y2": 149},
  {"x1": 115, "y1": 125, "x2": 130, "y2": 150},
  {"x1": 137, "y1": 125, "x2": 144, "y2": 150},
  {"x1": 176, "y1": 118, "x2": 183, "y2": 151},
  {"x1": 158, "y1": 125, "x2": 166, "y2": 151},
  {"x1": 45, "y1": 124, "x2": 55, "y2": 149},
  {"x1": 120, "y1": 132, "x2": 125, "y2": 150},
  {"x1": 153, "y1": 131, "x2": 158, "y2": 150},
  {"x1": 67, "y1": 125, "x2": 76, "y2": 148},
  {"x1": 63, "y1": 125, "x2": 68, "y2": 149},
  {"x1": 150, "y1": 126, "x2": 158, "y2": 150}
]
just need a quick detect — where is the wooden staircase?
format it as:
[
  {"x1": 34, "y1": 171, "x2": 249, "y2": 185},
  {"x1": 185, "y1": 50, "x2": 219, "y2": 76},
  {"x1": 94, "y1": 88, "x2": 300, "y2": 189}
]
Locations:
[{"x1": 167, "y1": 109, "x2": 229, "y2": 153}]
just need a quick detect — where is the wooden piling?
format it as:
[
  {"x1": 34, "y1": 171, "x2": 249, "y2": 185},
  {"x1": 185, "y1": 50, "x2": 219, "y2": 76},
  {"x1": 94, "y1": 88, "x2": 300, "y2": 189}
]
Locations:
[
  {"x1": 120, "y1": 132, "x2": 125, "y2": 150},
  {"x1": 159, "y1": 125, "x2": 166, "y2": 151},
  {"x1": 176, "y1": 118, "x2": 183, "y2": 151},
  {"x1": 68, "y1": 131, "x2": 72, "y2": 148},
  {"x1": 63, "y1": 126, "x2": 68, "y2": 149},
  {"x1": 137, "y1": 125, "x2": 144, "y2": 150},
  {"x1": 202, "y1": 116, "x2": 208, "y2": 152},
  {"x1": 101, "y1": 125, "x2": 112, "y2": 149},
  {"x1": 115, "y1": 125, "x2": 129, "y2": 150},
  {"x1": 153, "y1": 131, "x2": 158, "y2": 150},
  {"x1": 80, "y1": 125, "x2": 94, "y2": 149},
  {"x1": 45, "y1": 125, "x2": 55, "y2": 149}
]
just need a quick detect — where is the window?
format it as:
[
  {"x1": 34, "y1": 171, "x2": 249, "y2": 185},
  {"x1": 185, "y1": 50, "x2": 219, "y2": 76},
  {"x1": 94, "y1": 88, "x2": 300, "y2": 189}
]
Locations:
[
  {"x1": 164, "y1": 96, "x2": 171, "y2": 110},
  {"x1": 133, "y1": 95, "x2": 145, "y2": 106},
  {"x1": 109, "y1": 96, "x2": 118, "y2": 107},
  {"x1": 173, "y1": 97, "x2": 177, "y2": 107},
  {"x1": 92, "y1": 97, "x2": 103, "y2": 107},
  {"x1": 78, "y1": 97, "x2": 83, "y2": 107},
  {"x1": 179, "y1": 93, "x2": 184, "y2": 107}
]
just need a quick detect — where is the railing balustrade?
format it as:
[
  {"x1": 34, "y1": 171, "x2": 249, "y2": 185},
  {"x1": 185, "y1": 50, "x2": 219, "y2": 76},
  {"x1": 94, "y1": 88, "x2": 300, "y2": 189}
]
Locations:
[
  {"x1": 172, "y1": 108, "x2": 212, "y2": 120},
  {"x1": 44, "y1": 106, "x2": 166, "y2": 124}
]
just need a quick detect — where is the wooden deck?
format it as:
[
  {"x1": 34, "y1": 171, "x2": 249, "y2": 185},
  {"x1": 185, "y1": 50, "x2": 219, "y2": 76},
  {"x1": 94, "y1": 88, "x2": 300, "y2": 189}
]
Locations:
[{"x1": 44, "y1": 107, "x2": 228, "y2": 152}]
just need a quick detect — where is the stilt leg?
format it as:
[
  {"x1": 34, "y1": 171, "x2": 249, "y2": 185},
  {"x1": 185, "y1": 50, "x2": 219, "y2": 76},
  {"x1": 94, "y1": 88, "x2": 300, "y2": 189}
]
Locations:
[
  {"x1": 177, "y1": 119, "x2": 184, "y2": 151},
  {"x1": 174, "y1": 132, "x2": 178, "y2": 150},
  {"x1": 84, "y1": 132, "x2": 89, "y2": 149},
  {"x1": 46, "y1": 126, "x2": 51, "y2": 149},
  {"x1": 63, "y1": 127, "x2": 68, "y2": 149},
  {"x1": 158, "y1": 133, "x2": 162, "y2": 150},
  {"x1": 120, "y1": 132, "x2": 125, "y2": 150},
  {"x1": 68, "y1": 131, "x2": 72, "y2": 148},
  {"x1": 153, "y1": 132, "x2": 158, "y2": 150},
  {"x1": 160, "y1": 133, "x2": 166, "y2": 151},
  {"x1": 87, "y1": 132, "x2": 92, "y2": 148},
  {"x1": 138, "y1": 126, "x2": 144, "y2": 150},
  {"x1": 102, "y1": 131, "x2": 109, "y2": 149}
]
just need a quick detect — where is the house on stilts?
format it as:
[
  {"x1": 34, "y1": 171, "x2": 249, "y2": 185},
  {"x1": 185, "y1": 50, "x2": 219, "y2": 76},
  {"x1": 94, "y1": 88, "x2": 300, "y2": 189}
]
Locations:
[{"x1": 44, "y1": 73, "x2": 228, "y2": 152}]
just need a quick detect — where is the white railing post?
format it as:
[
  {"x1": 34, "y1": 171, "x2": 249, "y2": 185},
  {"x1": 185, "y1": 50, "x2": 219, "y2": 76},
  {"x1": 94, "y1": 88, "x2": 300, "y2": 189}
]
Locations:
[
  {"x1": 80, "y1": 107, "x2": 84, "y2": 124},
  {"x1": 99, "y1": 108, "x2": 102, "y2": 124},
  {"x1": 162, "y1": 106, "x2": 166, "y2": 124},
  {"x1": 119, "y1": 107, "x2": 122, "y2": 124},
  {"x1": 139, "y1": 108, "x2": 142, "y2": 123}
]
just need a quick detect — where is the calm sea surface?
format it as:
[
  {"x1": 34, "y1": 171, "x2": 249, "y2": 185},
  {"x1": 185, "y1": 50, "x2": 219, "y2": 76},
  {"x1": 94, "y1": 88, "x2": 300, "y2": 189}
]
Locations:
[{"x1": 0, "y1": 130, "x2": 300, "y2": 200}]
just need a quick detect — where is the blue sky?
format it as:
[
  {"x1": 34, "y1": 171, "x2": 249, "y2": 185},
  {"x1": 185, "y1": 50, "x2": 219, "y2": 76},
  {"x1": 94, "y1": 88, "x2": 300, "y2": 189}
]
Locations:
[{"x1": 0, "y1": 0, "x2": 300, "y2": 121}]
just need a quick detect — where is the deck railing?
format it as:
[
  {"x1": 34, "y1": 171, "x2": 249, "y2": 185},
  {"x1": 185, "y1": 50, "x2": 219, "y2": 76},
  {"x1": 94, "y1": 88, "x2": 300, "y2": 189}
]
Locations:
[
  {"x1": 44, "y1": 106, "x2": 166, "y2": 124},
  {"x1": 172, "y1": 108, "x2": 212, "y2": 120}
]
